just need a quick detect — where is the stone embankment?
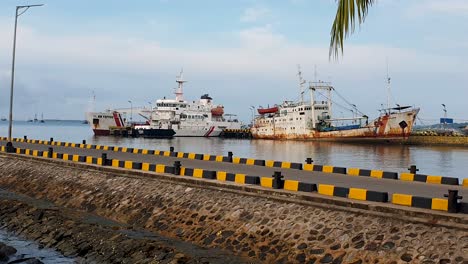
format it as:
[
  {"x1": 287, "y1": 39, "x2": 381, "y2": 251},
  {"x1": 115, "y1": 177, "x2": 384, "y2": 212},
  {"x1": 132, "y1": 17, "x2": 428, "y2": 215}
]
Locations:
[
  {"x1": 407, "y1": 135, "x2": 468, "y2": 146},
  {"x1": 0, "y1": 154, "x2": 467, "y2": 263}
]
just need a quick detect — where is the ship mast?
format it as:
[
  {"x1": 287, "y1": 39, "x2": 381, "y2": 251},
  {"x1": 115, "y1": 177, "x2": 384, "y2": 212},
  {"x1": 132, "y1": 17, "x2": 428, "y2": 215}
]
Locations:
[
  {"x1": 386, "y1": 59, "x2": 391, "y2": 114},
  {"x1": 297, "y1": 65, "x2": 306, "y2": 103},
  {"x1": 175, "y1": 69, "x2": 186, "y2": 101}
]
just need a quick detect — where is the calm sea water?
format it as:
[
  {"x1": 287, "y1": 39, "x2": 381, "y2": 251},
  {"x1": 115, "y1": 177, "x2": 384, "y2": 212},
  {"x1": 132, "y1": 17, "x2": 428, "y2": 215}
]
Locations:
[{"x1": 1, "y1": 120, "x2": 467, "y2": 179}]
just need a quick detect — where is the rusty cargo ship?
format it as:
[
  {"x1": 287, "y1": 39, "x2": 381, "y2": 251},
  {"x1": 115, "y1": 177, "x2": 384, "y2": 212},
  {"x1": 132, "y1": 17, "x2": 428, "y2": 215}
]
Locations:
[{"x1": 251, "y1": 71, "x2": 419, "y2": 143}]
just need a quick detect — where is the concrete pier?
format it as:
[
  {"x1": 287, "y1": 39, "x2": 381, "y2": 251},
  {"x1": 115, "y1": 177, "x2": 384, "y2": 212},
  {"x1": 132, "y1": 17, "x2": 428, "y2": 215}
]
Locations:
[{"x1": 0, "y1": 153, "x2": 466, "y2": 263}]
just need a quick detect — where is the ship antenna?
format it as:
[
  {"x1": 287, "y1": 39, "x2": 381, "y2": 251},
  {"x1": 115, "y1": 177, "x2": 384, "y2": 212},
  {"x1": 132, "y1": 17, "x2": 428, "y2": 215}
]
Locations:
[
  {"x1": 314, "y1": 64, "x2": 317, "y2": 83},
  {"x1": 175, "y1": 68, "x2": 187, "y2": 101},
  {"x1": 386, "y1": 58, "x2": 391, "y2": 114},
  {"x1": 297, "y1": 65, "x2": 306, "y2": 103}
]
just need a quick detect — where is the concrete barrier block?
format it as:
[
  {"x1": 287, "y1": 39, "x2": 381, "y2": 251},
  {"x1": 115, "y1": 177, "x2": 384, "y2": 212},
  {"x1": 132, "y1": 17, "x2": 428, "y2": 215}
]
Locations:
[
  {"x1": 260, "y1": 177, "x2": 273, "y2": 188},
  {"x1": 392, "y1": 193, "x2": 412, "y2": 206},
  {"x1": 382, "y1": 171, "x2": 398, "y2": 180},
  {"x1": 441, "y1": 177, "x2": 459, "y2": 185},
  {"x1": 332, "y1": 167, "x2": 347, "y2": 174},
  {"x1": 234, "y1": 174, "x2": 246, "y2": 184},
  {"x1": 254, "y1": 160, "x2": 265, "y2": 166},
  {"x1": 217, "y1": 171, "x2": 227, "y2": 181},
  {"x1": 132, "y1": 162, "x2": 143, "y2": 170},
  {"x1": 284, "y1": 180, "x2": 299, "y2": 191},
  {"x1": 202, "y1": 170, "x2": 216, "y2": 180},
  {"x1": 290, "y1": 163, "x2": 302, "y2": 170},
  {"x1": 366, "y1": 190, "x2": 388, "y2": 202},
  {"x1": 244, "y1": 175, "x2": 259, "y2": 185},
  {"x1": 431, "y1": 198, "x2": 448, "y2": 211},
  {"x1": 298, "y1": 182, "x2": 316, "y2": 192}
]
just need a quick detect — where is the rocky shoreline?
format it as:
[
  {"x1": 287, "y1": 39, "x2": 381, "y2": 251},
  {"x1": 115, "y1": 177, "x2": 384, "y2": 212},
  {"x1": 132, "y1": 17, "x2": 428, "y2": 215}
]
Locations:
[
  {"x1": 0, "y1": 195, "x2": 250, "y2": 263},
  {"x1": 0, "y1": 155, "x2": 467, "y2": 263}
]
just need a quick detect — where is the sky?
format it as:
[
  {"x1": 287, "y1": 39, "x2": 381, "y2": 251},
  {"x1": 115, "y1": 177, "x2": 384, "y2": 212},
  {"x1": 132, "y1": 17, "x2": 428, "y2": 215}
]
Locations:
[{"x1": 0, "y1": 0, "x2": 467, "y2": 124}]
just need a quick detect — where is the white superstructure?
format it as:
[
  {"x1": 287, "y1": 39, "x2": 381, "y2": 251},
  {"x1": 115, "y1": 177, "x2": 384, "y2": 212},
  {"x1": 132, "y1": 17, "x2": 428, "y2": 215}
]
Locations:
[{"x1": 141, "y1": 71, "x2": 241, "y2": 137}]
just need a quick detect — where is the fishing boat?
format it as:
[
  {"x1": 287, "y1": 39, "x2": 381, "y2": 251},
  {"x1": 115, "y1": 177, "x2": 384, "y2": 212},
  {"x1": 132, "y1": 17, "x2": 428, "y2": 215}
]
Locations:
[
  {"x1": 0, "y1": 117, "x2": 6, "y2": 121},
  {"x1": 251, "y1": 68, "x2": 419, "y2": 143},
  {"x1": 86, "y1": 70, "x2": 241, "y2": 137}
]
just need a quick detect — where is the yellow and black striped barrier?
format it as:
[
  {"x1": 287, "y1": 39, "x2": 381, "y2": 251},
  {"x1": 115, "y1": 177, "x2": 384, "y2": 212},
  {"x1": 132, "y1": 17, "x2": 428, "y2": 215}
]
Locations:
[
  {"x1": 347, "y1": 187, "x2": 389, "y2": 202},
  {"x1": 265, "y1": 160, "x2": 302, "y2": 170},
  {"x1": 233, "y1": 157, "x2": 265, "y2": 166},
  {"x1": 4, "y1": 145, "x2": 468, "y2": 214},
  {"x1": 259, "y1": 177, "x2": 316, "y2": 192},
  {"x1": 303, "y1": 164, "x2": 347, "y2": 174},
  {"x1": 180, "y1": 167, "x2": 217, "y2": 179},
  {"x1": 317, "y1": 184, "x2": 349, "y2": 198},
  {"x1": 216, "y1": 171, "x2": 260, "y2": 184},
  {"x1": 400, "y1": 173, "x2": 459, "y2": 185},
  {"x1": 392, "y1": 193, "x2": 448, "y2": 212},
  {"x1": 463, "y1": 179, "x2": 468, "y2": 187},
  {"x1": 347, "y1": 168, "x2": 398, "y2": 180}
]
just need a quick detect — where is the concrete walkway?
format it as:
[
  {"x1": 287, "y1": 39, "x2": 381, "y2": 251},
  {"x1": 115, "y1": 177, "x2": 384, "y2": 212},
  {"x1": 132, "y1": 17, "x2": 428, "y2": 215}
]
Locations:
[{"x1": 2, "y1": 141, "x2": 467, "y2": 200}]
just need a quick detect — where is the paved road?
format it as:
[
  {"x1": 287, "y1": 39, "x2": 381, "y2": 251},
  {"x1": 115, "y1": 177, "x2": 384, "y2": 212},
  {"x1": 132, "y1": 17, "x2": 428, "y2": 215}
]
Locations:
[{"x1": 2, "y1": 141, "x2": 467, "y2": 201}]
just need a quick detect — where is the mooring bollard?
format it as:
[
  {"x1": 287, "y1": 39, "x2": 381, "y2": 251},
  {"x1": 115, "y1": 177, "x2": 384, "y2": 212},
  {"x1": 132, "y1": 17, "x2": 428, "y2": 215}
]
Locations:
[
  {"x1": 444, "y1": 190, "x2": 462, "y2": 213},
  {"x1": 48, "y1": 147, "x2": 53, "y2": 158},
  {"x1": 408, "y1": 165, "x2": 419, "y2": 174},
  {"x1": 50, "y1": 137, "x2": 54, "y2": 143},
  {"x1": 272, "y1": 171, "x2": 284, "y2": 189},
  {"x1": 24, "y1": 135, "x2": 27, "y2": 140},
  {"x1": 228, "y1": 151, "x2": 233, "y2": 163},
  {"x1": 174, "y1": 161, "x2": 181, "y2": 175},
  {"x1": 170, "y1": 146, "x2": 174, "y2": 152},
  {"x1": 305, "y1": 158, "x2": 313, "y2": 164},
  {"x1": 6, "y1": 142, "x2": 15, "y2": 153},
  {"x1": 82, "y1": 140, "x2": 86, "y2": 145},
  {"x1": 101, "y1": 153, "x2": 108, "y2": 166}
]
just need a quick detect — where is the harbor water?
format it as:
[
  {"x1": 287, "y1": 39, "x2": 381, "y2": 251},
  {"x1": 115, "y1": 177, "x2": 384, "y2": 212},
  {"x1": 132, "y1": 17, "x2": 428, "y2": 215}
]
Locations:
[{"x1": 0, "y1": 120, "x2": 467, "y2": 180}]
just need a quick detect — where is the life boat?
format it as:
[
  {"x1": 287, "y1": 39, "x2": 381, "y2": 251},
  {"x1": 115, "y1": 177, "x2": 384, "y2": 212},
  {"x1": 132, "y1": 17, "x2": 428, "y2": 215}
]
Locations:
[
  {"x1": 257, "y1": 106, "x2": 278, "y2": 115},
  {"x1": 211, "y1": 106, "x2": 224, "y2": 116}
]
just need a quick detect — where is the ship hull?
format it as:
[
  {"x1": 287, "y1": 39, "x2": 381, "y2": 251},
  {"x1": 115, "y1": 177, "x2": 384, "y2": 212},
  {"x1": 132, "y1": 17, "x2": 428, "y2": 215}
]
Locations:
[
  {"x1": 134, "y1": 128, "x2": 175, "y2": 138},
  {"x1": 252, "y1": 109, "x2": 419, "y2": 142}
]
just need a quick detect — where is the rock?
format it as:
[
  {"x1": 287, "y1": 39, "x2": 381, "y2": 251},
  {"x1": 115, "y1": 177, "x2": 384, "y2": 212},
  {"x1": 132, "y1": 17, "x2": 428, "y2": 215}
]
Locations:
[
  {"x1": 400, "y1": 253, "x2": 413, "y2": 262},
  {"x1": 8, "y1": 258, "x2": 45, "y2": 264},
  {"x1": 310, "y1": 248, "x2": 325, "y2": 255},
  {"x1": 0, "y1": 251, "x2": 8, "y2": 262},
  {"x1": 382, "y1": 241, "x2": 395, "y2": 250},
  {"x1": 320, "y1": 253, "x2": 333, "y2": 263},
  {"x1": 330, "y1": 244, "x2": 341, "y2": 250},
  {"x1": 297, "y1": 243, "x2": 308, "y2": 250},
  {"x1": 0, "y1": 245, "x2": 17, "y2": 256},
  {"x1": 295, "y1": 253, "x2": 306, "y2": 262}
]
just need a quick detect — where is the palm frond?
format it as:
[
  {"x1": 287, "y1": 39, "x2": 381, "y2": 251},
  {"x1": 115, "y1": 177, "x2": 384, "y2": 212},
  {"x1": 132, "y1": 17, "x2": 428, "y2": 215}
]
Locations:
[{"x1": 329, "y1": 0, "x2": 375, "y2": 59}]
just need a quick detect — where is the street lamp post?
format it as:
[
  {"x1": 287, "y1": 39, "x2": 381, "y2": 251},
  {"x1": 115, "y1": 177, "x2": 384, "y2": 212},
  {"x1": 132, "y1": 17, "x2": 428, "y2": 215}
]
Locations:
[
  {"x1": 442, "y1": 104, "x2": 447, "y2": 130},
  {"x1": 6, "y1": 4, "x2": 44, "y2": 153},
  {"x1": 249, "y1": 106, "x2": 255, "y2": 127},
  {"x1": 128, "y1": 100, "x2": 133, "y2": 124}
]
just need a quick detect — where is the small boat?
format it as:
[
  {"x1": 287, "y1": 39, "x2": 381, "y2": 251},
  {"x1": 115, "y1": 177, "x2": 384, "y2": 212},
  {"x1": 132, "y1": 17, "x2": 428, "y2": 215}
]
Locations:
[
  {"x1": 211, "y1": 106, "x2": 224, "y2": 116},
  {"x1": 0, "y1": 117, "x2": 6, "y2": 121},
  {"x1": 40, "y1": 113, "x2": 45, "y2": 123},
  {"x1": 257, "y1": 106, "x2": 278, "y2": 115}
]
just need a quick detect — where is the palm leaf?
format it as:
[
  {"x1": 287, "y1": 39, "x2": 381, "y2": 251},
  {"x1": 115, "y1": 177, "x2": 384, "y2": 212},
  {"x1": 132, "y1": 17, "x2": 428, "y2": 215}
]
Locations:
[{"x1": 329, "y1": 0, "x2": 375, "y2": 59}]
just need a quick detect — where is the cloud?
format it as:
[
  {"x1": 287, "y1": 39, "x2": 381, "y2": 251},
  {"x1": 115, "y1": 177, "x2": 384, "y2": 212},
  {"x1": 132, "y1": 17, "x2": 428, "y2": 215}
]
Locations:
[
  {"x1": 425, "y1": 0, "x2": 468, "y2": 14},
  {"x1": 0, "y1": 19, "x2": 466, "y2": 120},
  {"x1": 240, "y1": 7, "x2": 270, "y2": 23}
]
